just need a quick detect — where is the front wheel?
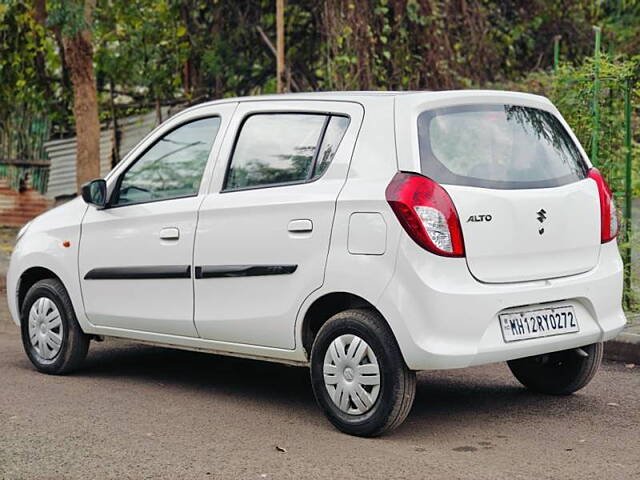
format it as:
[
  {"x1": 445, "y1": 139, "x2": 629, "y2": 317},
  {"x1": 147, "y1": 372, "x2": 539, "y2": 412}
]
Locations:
[
  {"x1": 20, "y1": 278, "x2": 90, "y2": 375},
  {"x1": 310, "y1": 309, "x2": 416, "y2": 437},
  {"x1": 507, "y1": 343, "x2": 603, "y2": 395}
]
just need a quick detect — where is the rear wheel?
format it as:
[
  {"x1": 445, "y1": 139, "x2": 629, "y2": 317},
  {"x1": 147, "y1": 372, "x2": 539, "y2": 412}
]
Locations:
[
  {"x1": 20, "y1": 278, "x2": 90, "y2": 375},
  {"x1": 310, "y1": 309, "x2": 415, "y2": 437},
  {"x1": 507, "y1": 343, "x2": 603, "y2": 395}
]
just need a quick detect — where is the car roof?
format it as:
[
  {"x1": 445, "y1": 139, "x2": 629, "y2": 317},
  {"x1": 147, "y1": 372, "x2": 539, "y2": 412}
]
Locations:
[{"x1": 191, "y1": 89, "x2": 551, "y2": 108}]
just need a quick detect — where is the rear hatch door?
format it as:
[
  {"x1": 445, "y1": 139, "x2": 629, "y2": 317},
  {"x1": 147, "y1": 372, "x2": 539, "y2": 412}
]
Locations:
[{"x1": 413, "y1": 101, "x2": 600, "y2": 283}]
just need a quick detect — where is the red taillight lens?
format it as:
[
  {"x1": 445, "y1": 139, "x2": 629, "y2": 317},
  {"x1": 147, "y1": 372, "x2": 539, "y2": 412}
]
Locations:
[
  {"x1": 385, "y1": 172, "x2": 465, "y2": 257},
  {"x1": 588, "y1": 168, "x2": 619, "y2": 243}
]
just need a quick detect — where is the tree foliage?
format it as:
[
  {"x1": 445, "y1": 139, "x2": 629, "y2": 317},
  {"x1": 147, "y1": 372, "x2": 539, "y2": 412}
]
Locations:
[
  {"x1": 0, "y1": 0, "x2": 638, "y2": 134},
  {"x1": 0, "y1": 0, "x2": 56, "y2": 159}
]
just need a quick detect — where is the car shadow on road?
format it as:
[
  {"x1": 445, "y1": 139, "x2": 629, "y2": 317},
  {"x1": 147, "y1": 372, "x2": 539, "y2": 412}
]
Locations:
[
  {"x1": 20, "y1": 339, "x2": 605, "y2": 438},
  {"x1": 82, "y1": 340, "x2": 316, "y2": 400}
]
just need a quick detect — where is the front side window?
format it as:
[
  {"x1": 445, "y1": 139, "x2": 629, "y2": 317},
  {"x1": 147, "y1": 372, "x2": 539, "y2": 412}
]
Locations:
[
  {"x1": 225, "y1": 113, "x2": 349, "y2": 190},
  {"x1": 417, "y1": 105, "x2": 588, "y2": 189},
  {"x1": 113, "y1": 117, "x2": 221, "y2": 206}
]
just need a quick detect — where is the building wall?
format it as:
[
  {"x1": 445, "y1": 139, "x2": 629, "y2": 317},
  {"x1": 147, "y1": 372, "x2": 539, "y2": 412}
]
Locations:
[{"x1": 0, "y1": 178, "x2": 53, "y2": 227}]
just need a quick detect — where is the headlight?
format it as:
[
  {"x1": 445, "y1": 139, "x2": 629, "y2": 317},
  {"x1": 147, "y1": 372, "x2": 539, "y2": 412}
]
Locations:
[{"x1": 16, "y1": 221, "x2": 32, "y2": 243}]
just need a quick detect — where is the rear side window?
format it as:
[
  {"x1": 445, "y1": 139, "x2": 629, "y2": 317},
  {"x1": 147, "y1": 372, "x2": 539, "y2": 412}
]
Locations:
[
  {"x1": 224, "y1": 113, "x2": 349, "y2": 190},
  {"x1": 315, "y1": 116, "x2": 351, "y2": 178},
  {"x1": 417, "y1": 105, "x2": 588, "y2": 189}
]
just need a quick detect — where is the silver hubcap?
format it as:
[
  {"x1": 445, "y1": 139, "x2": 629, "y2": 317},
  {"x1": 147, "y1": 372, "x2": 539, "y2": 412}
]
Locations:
[
  {"x1": 28, "y1": 297, "x2": 63, "y2": 361},
  {"x1": 323, "y1": 334, "x2": 381, "y2": 415}
]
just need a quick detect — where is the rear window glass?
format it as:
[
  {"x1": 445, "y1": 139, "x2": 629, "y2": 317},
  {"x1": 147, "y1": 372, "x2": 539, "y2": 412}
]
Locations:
[
  {"x1": 224, "y1": 113, "x2": 349, "y2": 191},
  {"x1": 315, "y1": 116, "x2": 350, "y2": 178},
  {"x1": 226, "y1": 114, "x2": 325, "y2": 190},
  {"x1": 417, "y1": 104, "x2": 588, "y2": 189}
]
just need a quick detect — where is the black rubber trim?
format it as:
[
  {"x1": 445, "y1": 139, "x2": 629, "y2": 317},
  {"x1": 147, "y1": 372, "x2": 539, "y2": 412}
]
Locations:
[
  {"x1": 195, "y1": 265, "x2": 297, "y2": 279},
  {"x1": 84, "y1": 265, "x2": 191, "y2": 280}
]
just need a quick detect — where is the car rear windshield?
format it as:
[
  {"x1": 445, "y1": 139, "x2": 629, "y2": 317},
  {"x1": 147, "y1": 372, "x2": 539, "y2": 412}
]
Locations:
[{"x1": 417, "y1": 104, "x2": 589, "y2": 189}]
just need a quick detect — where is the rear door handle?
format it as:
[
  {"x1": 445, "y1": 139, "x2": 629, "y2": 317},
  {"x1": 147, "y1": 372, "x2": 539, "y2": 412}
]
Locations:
[
  {"x1": 160, "y1": 227, "x2": 180, "y2": 240},
  {"x1": 288, "y1": 219, "x2": 313, "y2": 233}
]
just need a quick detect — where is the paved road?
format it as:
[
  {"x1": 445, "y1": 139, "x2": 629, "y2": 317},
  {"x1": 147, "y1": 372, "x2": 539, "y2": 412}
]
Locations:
[{"x1": 0, "y1": 330, "x2": 638, "y2": 480}]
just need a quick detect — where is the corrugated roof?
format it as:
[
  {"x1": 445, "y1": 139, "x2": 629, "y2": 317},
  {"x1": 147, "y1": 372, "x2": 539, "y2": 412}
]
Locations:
[
  {"x1": 44, "y1": 107, "x2": 172, "y2": 199},
  {"x1": 45, "y1": 130, "x2": 112, "y2": 198}
]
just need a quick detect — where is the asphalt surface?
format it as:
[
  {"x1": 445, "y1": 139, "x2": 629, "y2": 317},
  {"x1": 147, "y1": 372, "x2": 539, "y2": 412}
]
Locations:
[{"x1": 0, "y1": 328, "x2": 639, "y2": 480}]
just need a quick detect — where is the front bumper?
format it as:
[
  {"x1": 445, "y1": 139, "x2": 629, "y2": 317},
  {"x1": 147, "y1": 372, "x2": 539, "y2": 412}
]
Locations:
[{"x1": 379, "y1": 239, "x2": 626, "y2": 370}]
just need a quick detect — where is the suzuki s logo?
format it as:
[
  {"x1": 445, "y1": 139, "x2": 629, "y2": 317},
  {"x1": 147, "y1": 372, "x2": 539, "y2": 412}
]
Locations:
[
  {"x1": 467, "y1": 214, "x2": 492, "y2": 223},
  {"x1": 537, "y1": 208, "x2": 547, "y2": 235}
]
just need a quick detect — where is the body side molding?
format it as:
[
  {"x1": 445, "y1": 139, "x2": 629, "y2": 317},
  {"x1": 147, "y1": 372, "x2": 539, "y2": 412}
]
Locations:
[
  {"x1": 195, "y1": 265, "x2": 297, "y2": 279},
  {"x1": 84, "y1": 265, "x2": 191, "y2": 280}
]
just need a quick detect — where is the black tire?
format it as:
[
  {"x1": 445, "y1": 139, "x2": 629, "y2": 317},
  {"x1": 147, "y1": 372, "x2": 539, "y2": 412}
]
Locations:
[
  {"x1": 20, "y1": 278, "x2": 90, "y2": 375},
  {"x1": 310, "y1": 308, "x2": 416, "y2": 437},
  {"x1": 507, "y1": 343, "x2": 603, "y2": 395}
]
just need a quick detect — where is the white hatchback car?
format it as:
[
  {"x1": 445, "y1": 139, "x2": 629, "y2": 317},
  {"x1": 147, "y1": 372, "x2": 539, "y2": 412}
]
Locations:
[{"x1": 8, "y1": 91, "x2": 626, "y2": 436}]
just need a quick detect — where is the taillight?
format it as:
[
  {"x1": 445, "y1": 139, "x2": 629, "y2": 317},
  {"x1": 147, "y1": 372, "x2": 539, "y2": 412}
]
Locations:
[
  {"x1": 385, "y1": 172, "x2": 465, "y2": 257},
  {"x1": 588, "y1": 168, "x2": 619, "y2": 243}
]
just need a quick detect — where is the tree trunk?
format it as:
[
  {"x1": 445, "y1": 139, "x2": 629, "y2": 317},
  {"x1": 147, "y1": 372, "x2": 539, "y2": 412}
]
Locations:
[
  {"x1": 62, "y1": 1, "x2": 100, "y2": 191},
  {"x1": 30, "y1": 0, "x2": 52, "y2": 100},
  {"x1": 180, "y1": 3, "x2": 198, "y2": 97},
  {"x1": 276, "y1": 0, "x2": 285, "y2": 93}
]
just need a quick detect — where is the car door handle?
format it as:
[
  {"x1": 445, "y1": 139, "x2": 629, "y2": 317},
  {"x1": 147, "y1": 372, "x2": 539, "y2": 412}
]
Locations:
[
  {"x1": 159, "y1": 227, "x2": 180, "y2": 240},
  {"x1": 288, "y1": 219, "x2": 313, "y2": 233}
]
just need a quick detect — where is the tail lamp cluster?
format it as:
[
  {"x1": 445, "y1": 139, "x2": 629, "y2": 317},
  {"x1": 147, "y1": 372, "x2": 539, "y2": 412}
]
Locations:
[
  {"x1": 385, "y1": 172, "x2": 465, "y2": 257},
  {"x1": 587, "y1": 168, "x2": 619, "y2": 243}
]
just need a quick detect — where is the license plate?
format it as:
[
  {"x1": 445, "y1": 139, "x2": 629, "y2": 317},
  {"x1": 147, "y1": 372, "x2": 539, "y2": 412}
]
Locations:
[{"x1": 499, "y1": 305, "x2": 579, "y2": 342}]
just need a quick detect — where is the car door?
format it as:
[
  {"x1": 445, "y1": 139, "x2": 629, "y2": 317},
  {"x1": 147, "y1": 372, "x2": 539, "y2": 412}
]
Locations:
[
  {"x1": 193, "y1": 100, "x2": 364, "y2": 349},
  {"x1": 79, "y1": 103, "x2": 236, "y2": 336}
]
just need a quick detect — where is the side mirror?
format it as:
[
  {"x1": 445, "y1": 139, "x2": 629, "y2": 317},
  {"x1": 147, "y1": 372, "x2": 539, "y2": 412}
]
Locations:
[{"x1": 81, "y1": 179, "x2": 107, "y2": 208}]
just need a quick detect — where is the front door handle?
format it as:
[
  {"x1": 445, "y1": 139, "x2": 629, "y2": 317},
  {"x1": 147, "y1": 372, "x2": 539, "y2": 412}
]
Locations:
[
  {"x1": 288, "y1": 219, "x2": 313, "y2": 233},
  {"x1": 160, "y1": 227, "x2": 180, "y2": 240}
]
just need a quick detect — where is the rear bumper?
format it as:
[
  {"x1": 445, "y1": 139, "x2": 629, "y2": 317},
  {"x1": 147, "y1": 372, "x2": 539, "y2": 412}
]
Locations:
[{"x1": 379, "y1": 239, "x2": 626, "y2": 370}]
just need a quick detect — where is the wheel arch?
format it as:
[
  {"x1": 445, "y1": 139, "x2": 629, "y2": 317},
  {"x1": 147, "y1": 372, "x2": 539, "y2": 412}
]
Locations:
[
  {"x1": 17, "y1": 266, "x2": 63, "y2": 314},
  {"x1": 300, "y1": 291, "x2": 394, "y2": 357}
]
